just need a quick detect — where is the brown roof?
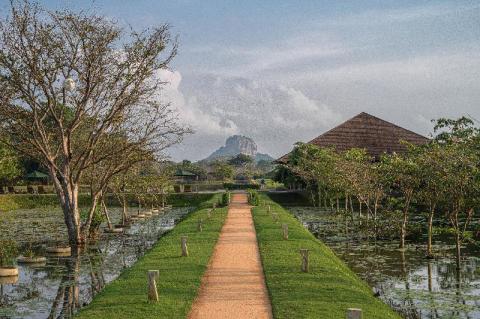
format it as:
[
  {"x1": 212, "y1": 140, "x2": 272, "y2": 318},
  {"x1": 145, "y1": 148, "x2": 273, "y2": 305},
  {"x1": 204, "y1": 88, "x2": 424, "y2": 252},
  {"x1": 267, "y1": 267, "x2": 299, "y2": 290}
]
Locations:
[{"x1": 277, "y1": 112, "x2": 429, "y2": 163}]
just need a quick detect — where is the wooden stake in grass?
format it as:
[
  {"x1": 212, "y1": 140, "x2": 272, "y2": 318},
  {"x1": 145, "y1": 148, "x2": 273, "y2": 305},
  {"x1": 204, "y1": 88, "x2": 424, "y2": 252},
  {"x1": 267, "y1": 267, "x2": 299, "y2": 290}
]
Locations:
[
  {"x1": 282, "y1": 223, "x2": 288, "y2": 240},
  {"x1": 147, "y1": 270, "x2": 160, "y2": 302},
  {"x1": 207, "y1": 209, "x2": 212, "y2": 219},
  {"x1": 181, "y1": 236, "x2": 188, "y2": 257},
  {"x1": 346, "y1": 308, "x2": 362, "y2": 319},
  {"x1": 267, "y1": 205, "x2": 271, "y2": 214},
  {"x1": 197, "y1": 219, "x2": 203, "y2": 232},
  {"x1": 300, "y1": 249, "x2": 309, "y2": 272}
]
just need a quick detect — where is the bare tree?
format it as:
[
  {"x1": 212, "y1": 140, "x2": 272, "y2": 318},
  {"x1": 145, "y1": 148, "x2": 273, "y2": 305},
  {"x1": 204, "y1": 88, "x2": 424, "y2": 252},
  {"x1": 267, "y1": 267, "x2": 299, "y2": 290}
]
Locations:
[{"x1": 0, "y1": 1, "x2": 189, "y2": 246}]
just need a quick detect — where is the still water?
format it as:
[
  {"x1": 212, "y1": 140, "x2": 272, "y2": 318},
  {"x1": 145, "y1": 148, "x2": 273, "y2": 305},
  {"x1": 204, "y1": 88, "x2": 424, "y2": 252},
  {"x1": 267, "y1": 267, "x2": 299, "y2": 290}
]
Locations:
[
  {"x1": 0, "y1": 207, "x2": 191, "y2": 319},
  {"x1": 290, "y1": 207, "x2": 480, "y2": 319}
]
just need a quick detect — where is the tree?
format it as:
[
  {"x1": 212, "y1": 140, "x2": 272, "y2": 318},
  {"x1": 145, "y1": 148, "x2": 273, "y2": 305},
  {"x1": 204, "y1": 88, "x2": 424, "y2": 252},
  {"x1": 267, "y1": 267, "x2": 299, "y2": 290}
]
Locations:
[
  {"x1": 212, "y1": 160, "x2": 234, "y2": 181},
  {"x1": 0, "y1": 142, "x2": 20, "y2": 185},
  {"x1": 381, "y1": 149, "x2": 421, "y2": 249},
  {"x1": 416, "y1": 142, "x2": 445, "y2": 257},
  {"x1": 228, "y1": 154, "x2": 253, "y2": 167},
  {"x1": 433, "y1": 117, "x2": 479, "y2": 269},
  {"x1": 0, "y1": 2, "x2": 188, "y2": 246}
]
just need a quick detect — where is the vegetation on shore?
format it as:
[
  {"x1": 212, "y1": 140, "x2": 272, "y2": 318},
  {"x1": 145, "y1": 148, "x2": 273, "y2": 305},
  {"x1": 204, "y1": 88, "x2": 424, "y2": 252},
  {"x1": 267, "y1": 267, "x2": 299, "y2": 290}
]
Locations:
[
  {"x1": 252, "y1": 195, "x2": 401, "y2": 319},
  {"x1": 0, "y1": 192, "x2": 218, "y2": 212},
  {"x1": 75, "y1": 195, "x2": 227, "y2": 319}
]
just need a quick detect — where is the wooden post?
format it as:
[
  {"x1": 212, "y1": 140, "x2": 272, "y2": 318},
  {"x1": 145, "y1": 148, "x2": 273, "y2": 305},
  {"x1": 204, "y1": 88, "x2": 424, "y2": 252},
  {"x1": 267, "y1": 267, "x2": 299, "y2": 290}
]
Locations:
[
  {"x1": 346, "y1": 308, "x2": 362, "y2": 319},
  {"x1": 207, "y1": 209, "x2": 212, "y2": 219},
  {"x1": 147, "y1": 270, "x2": 160, "y2": 302},
  {"x1": 268, "y1": 205, "x2": 271, "y2": 214},
  {"x1": 181, "y1": 236, "x2": 188, "y2": 256},
  {"x1": 197, "y1": 219, "x2": 203, "y2": 232},
  {"x1": 282, "y1": 224, "x2": 288, "y2": 240},
  {"x1": 300, "y1": 249, "x2": 309, "y2": 272}
]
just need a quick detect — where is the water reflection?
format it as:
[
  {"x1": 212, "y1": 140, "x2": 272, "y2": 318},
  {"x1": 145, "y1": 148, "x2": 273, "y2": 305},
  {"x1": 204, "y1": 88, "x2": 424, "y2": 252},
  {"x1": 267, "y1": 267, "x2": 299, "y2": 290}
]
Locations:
[
  {"x1": 0, "y1": 207, "x2": 191, "y2": 319},
  {"x1": 290, "y1": 207, "x2": 480, "y2": 319}
]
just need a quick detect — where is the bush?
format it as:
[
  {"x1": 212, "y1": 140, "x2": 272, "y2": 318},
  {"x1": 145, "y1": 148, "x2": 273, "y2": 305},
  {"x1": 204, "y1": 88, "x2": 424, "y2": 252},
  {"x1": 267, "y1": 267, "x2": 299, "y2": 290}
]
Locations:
[
  {"x1": 222, "y1": 192, "x2": 231, "y2": 206},
  {"x1": 247, "y1": 189, "x2": 259, "y2": 206},
  {"x1": 0, "y1": 239, "x2": 18, "y2": 266},
  {"x1": 223, "y1": 183, "x2": 260, "y2": 190}
]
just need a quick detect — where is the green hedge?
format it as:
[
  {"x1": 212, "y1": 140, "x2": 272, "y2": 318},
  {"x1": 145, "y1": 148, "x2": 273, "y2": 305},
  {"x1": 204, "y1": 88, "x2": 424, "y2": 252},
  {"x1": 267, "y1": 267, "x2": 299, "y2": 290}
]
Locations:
[
  {"x1": 75, "y1": 194, "x2": 228, "y2": 319},
  {"x1": 223, "y1": 182, "x2": 260, "y2": 190},
  {"x1": 0, "y1": 193, "x2": 218, "y2": 212},
  {"x1": 252, "y1": 194, "x2": 401, "y2": 319}
]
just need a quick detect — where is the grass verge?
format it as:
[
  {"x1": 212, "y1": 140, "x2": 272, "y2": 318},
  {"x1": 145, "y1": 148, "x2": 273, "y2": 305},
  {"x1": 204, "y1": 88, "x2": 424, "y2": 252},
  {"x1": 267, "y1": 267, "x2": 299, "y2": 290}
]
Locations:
[
  {"x1": 253, "y1": 194, "x2": 401, "y2": 319},
  {"x1": 75, "y1": 196, "x2": 227, "y2": 319}
]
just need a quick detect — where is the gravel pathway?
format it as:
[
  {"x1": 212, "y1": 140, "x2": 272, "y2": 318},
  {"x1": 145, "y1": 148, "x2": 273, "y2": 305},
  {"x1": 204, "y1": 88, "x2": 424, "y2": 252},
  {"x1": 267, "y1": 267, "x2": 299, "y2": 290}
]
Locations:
[{"x1": 188, "y1": 193, "x2": 273, "y2": 319}]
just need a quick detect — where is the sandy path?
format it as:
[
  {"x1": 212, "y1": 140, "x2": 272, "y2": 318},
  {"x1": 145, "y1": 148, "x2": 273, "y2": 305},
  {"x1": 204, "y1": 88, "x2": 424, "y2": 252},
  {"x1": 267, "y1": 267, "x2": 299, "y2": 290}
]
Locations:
[{"x1": 188, "y1": 193, "x2": 273, "y2": 319}]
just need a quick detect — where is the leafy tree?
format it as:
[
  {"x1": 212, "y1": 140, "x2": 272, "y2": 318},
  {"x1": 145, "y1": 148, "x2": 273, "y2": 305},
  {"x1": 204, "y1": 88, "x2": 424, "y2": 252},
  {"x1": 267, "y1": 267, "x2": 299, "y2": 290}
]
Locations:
[
  {"x1": 228, "y1": 154, "x2": 253, "y2": 167},
  {"x1": 212, "y1": 160, "x2": 234, "y2": 181},
  {"x1": 0, "y1": 142, "x2": 21, "y2": 185},
  {"x1": 381, "y1": 148, "x2": 421, "y2": 249}
]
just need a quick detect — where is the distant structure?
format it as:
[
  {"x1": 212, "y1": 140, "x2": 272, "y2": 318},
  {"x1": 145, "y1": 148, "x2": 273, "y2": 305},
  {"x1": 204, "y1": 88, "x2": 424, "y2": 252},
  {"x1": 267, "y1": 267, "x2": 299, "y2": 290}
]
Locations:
[{"x1": 277, "y1": 112, "x2": 429, "y2": 164}]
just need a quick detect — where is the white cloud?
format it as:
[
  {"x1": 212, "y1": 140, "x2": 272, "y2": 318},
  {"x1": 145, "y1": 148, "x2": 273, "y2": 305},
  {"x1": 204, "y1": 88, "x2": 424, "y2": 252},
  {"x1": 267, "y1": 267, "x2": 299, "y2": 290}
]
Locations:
[{"x1": 161, "y1": 72, "x2": 343, "y2": 161}]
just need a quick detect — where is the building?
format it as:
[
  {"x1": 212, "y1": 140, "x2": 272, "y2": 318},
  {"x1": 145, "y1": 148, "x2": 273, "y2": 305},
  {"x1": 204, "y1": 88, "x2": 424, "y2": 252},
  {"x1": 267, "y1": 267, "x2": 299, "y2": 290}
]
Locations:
[{"x1": 277, "y1": 112, "x2": 429, "y2": 164}]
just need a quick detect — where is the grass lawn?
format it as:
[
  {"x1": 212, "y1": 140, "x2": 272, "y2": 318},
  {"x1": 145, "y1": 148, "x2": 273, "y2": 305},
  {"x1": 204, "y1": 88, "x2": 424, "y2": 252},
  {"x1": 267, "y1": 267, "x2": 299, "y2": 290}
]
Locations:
[
  {"x1": 75, "y1": 196, "x2": 227, "y2": 319},
  {"x1": 253, "y1": 194, "x2": 402, "y2": 319}
]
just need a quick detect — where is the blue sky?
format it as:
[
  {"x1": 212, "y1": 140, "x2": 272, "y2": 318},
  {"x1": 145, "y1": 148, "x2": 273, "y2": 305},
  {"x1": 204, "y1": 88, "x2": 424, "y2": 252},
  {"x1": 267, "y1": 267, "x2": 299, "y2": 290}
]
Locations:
[{"x1": 1, "y1": 1, "x2": 479, "y2": 160}]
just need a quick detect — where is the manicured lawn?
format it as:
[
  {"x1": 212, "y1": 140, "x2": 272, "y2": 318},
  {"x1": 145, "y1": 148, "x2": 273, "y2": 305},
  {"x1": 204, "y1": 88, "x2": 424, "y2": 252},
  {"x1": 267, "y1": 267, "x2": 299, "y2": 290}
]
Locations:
[
  {"x1": 252, "y1": 194, "x2": 402, "y2": 319},
  {"x1": 75, "y1": 196, "x2": 227, "y2": 319}
]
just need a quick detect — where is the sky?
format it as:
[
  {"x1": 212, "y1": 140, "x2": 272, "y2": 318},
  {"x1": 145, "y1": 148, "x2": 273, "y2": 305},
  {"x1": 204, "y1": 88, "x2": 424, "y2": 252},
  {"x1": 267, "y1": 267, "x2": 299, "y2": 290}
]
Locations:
[{"x1": 1, "y1": 0, "x2": 479, "y2": 161}]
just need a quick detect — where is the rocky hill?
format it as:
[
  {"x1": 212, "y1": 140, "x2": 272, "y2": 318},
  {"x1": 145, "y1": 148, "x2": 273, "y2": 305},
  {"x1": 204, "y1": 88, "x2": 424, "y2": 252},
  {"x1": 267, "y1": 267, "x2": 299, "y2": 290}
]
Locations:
[{"x1": 205, "y1": 135, "x2": 274, "y2": 163}]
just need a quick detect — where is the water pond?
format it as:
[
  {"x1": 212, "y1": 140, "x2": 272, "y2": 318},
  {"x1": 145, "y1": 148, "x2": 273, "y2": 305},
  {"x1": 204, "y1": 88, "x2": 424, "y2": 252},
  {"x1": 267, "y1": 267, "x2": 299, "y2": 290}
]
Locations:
[
  {"x1": 290, "y1": 206, "x2": 480, "y2": 319},
  {"x1": 0, "y1": 206, "x2": 192, "y2": 319}
]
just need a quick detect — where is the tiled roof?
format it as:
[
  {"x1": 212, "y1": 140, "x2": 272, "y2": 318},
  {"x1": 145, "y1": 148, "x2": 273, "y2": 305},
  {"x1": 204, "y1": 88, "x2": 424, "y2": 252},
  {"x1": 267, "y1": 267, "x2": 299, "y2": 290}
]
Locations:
[{"x1": 277, "y1": 112, "x2": 429, "y2": 163}]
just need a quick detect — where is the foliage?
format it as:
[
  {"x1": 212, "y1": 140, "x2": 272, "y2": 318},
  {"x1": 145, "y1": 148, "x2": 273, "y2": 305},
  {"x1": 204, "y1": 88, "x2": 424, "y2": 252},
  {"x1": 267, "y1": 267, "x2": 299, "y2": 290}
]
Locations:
[
  {"x1": 0, "y1": 142, "x2": 21, "y2": 185},
  {"x1": 0, "y1": 239, "x2": 18, "y2": 266},
  {"x1": 211, "y1": 160, "x2": 234, "y2": 181},
  {"x1": 222, "y1": 191, "x2": 231, "y2": 206},
  {"x1": 0, "y1": 1, "x2": 188, "y2": 246},
  {"x1": 247, "y1": 189, "x2": 260, "y2": 206},
  {"x1": 223, "y1": 182, "x2": 260, "y2": 190},
  {"x1": 75, "y1": 202, "x2": 228, "y2": 319},
  {"x1": 227, "y1": 153, "x2": 253, "y2": 166}
]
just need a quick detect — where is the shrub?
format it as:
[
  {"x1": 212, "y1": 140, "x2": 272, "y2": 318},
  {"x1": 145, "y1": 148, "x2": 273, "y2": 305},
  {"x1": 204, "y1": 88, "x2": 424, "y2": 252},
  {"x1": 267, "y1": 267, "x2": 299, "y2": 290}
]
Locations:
[
  {"x1": 222, "y1": 192, "x2": 231, "y2": 206},
  {"x1": 247, "y1": 189, "x2": 259, "y2": 206},
  {"x1": 223, "y1": 183, "x2": 260, "y2": 190},
  {"x1": 0, "y1": 239, "x2": 18, "y2": 266}
]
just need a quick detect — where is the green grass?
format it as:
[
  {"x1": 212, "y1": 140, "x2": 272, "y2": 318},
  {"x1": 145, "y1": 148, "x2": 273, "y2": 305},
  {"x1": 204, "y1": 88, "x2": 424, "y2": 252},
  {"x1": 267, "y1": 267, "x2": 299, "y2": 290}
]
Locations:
[
  {"x1": 75, "y1": 196, "x2": 227, "y2": 319},
  {"x1": 253, "y1": 195, "x2": 401, "y2": 319}
]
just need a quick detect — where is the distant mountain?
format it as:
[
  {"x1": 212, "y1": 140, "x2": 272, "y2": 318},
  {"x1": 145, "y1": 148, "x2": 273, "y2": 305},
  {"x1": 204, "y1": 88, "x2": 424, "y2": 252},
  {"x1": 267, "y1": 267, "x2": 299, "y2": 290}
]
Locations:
[{"x1": 204, "y1": 135, "x2": 274, "y2": 163}]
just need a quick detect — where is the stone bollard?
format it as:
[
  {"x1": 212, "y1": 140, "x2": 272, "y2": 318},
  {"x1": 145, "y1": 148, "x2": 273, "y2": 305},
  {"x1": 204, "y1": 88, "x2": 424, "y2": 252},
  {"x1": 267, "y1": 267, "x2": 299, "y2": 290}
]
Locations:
[
  {"x1": 181, "y1": 236, "x2": 188, "y2": 257},
  {"x1": 197, "y1": 219, "x2": 203, "y2": 232},
  {"x1": 300, "y1": 249, "x2": 309, "y2": 272},
  {"x1": 282, "y1": 223, "x2": 288, "y2": 240},
  {"x1": 346, "y1": 308, "x2": 362, "y2": 319},
  {"x1": 147, "y1": 270, "x2": 160, "y2": 302}
]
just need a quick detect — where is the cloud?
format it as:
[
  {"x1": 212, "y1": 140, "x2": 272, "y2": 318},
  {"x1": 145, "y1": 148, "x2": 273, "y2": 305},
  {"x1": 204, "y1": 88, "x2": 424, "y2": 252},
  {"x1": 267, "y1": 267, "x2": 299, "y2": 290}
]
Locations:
[{"x1": 160, "y1": 71, "x2": 343, "y2": 161}]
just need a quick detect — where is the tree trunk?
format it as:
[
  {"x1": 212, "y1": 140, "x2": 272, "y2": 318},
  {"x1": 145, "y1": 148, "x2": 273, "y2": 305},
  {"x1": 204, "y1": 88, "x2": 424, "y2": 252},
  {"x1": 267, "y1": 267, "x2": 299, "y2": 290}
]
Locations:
[
  {"x1": 427, "y1": 204, "x2": 436, "y2": 257},
  {"x1": 50, "y1": 168, "x2": 82, "y2": 246},
  {"x1": 455, "y1": 221, "x2": 461, "y2": 270},
  {"x1": 102, "y1": 200, "x2": 112, "y2": 230},
  {"x1": 122, "y1": 196, "x2": 128, "y2": 225},
  {"x1": 399, "y1": 208, "x2": 408, "y2": 249}
]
